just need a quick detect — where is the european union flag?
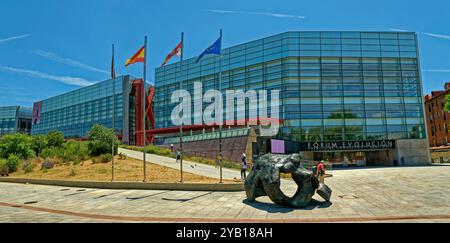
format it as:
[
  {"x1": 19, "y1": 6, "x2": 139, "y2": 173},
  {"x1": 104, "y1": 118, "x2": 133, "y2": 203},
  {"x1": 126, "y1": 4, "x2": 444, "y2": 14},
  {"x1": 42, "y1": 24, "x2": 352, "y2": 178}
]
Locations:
[{"x1": 196, "y1": 36, "x2": 222, "y2": 63}]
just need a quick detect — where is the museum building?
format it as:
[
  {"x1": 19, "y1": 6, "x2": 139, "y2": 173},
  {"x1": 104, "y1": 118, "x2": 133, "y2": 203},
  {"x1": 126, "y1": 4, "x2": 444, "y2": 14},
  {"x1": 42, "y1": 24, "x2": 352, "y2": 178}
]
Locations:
[
  {"x1": 153, "y1": 31, "x2": 430, "y2": 166},
  {"x1": 31, "y1": 75, "x2": 154, "y2": 146},
  {"x1": 0, "y1": 105, "x2": 32, "y2": 136}
]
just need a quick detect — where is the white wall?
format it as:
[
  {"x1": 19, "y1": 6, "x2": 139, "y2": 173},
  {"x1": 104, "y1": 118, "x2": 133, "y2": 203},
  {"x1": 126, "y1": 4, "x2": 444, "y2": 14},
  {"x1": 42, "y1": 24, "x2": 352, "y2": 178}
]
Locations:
[{"x1": 395, "y1": 139, "x2": 431, "y2": 166}]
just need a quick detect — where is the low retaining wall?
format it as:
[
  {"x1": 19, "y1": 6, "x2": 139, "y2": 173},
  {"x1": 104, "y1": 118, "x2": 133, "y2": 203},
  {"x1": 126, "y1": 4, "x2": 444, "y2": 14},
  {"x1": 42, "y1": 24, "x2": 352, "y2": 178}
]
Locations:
[{"x1": 0, "y1": 177, "x2": 244, "y2": 192}]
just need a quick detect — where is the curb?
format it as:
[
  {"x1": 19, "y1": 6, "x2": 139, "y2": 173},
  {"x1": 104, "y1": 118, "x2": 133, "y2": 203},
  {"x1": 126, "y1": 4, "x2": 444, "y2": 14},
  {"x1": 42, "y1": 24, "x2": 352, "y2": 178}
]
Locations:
[{"x1": 0, "y1": 177, "x2": 244, "y2": 192}]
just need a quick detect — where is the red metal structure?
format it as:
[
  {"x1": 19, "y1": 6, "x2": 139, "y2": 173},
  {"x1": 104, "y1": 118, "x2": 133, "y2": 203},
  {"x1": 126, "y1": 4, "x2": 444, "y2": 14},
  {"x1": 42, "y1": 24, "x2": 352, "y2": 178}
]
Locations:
[
  {"x1": 131, "y1": 79, "x2": 282, "y2": 146},
  {"x1": 147, "y1": 118, "x2": 284, "y2": 135},
  {"x1": 133, "y1": 79, "x2": 155, "y2": 146}
]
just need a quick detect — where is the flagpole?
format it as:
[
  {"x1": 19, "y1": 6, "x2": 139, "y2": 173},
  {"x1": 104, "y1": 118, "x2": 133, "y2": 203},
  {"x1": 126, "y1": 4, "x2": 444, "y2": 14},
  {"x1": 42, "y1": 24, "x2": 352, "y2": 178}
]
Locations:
[
  {"x1": 143, "y1": 36, "x2": 147, "y2": 182},
  {"x1": 179, "y1": 32, "x2": 184, "y2": 183},
  {"x1": 111, "y1": 44, "x2": 115, "y2": 182},
  {"x1": 218, "y1": 29, "x2": 223, "y2": 184}
]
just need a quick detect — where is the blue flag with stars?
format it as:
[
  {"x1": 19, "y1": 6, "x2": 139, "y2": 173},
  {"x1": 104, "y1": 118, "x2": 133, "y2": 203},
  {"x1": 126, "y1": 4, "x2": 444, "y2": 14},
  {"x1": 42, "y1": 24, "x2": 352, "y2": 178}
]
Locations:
[{"x1": 196, "y1": 36, "x2": 222, "y2": 63}]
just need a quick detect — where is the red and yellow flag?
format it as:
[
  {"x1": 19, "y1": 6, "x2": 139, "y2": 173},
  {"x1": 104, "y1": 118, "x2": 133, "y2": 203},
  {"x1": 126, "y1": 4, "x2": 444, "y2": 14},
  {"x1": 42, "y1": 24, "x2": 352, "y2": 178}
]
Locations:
[
  {"x1": 161, "y1": 42, "x2": 182, "y2": 67},
  {"x1": 125, "y1": 46, "x2": 145, "y2": 67}
]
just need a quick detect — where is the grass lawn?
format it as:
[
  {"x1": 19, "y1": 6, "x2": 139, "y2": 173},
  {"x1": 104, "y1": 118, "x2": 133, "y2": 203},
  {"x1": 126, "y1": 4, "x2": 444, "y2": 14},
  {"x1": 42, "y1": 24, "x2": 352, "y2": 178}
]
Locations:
[{"x1": 10, "y1": 156, "x2": 238, "y2": 184}]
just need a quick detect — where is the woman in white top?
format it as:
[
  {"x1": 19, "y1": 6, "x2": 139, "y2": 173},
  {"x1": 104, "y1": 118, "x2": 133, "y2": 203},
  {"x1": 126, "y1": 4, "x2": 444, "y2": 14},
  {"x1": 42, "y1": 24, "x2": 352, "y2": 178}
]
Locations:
[{"x1": 241, "y1": 153, "x2": 247, "y2": 180}]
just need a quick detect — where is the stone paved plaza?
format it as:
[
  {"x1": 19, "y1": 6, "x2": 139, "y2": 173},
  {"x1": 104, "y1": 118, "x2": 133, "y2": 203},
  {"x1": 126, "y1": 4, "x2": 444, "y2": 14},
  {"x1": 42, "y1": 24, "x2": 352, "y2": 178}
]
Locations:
[{"x1": 1, "y1": 165, "x2": 450, "y2": 223}]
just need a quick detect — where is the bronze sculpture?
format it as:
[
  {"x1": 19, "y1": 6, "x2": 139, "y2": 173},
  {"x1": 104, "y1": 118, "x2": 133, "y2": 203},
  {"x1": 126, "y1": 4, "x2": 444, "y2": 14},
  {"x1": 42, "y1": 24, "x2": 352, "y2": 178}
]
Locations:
[{"x1": 245, "y1": 153, "x2": 331, "y2": 208}]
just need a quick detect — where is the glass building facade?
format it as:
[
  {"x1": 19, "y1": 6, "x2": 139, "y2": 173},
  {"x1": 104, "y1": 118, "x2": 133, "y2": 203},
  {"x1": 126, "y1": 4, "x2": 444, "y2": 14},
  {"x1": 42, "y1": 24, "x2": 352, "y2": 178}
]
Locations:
[
  {"x1": 0, "y1": 106, "x2": 32, "y2": 135},
  {"x1": 155, "y1": 31, "x2": 430, "y2": 165},
  {"x1": 31, "y1": 76, "x2": 131, "y2": 140},
  {"x1": 155, "y1": 31, "x2": 425, "y2": 142}
]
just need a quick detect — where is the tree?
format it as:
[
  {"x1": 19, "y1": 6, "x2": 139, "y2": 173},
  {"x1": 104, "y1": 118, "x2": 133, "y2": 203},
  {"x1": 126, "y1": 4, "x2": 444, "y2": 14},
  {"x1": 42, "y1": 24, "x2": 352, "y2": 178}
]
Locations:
[
  {"x1": 87, "y1": 124, "x2": 119, "y2": 156},
  {"x1": 445, "y1": 94, "x2": 450, "y2": 113},
  {"x1": 327, "y1": 109, "x2": 358, "y2": 119},
  {"x1": 31, "y1": 135, "x2": 48, "y2": 156},
  {"x1": 47, "y1": 130, "x2": 64, "y2": 148},
  {"x1": 0, "y1": 133, "x2": 34, "y2": 159}
]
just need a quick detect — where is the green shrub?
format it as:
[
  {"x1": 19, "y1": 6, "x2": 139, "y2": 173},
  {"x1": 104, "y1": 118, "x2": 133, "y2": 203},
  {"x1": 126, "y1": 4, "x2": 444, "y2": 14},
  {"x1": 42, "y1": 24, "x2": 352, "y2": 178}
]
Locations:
[
  {"x1": 0, "y1": 133, "x2": 34, "y2": 159},
  {"x1": 87, "y1": 124, "x2": 119, "y2": 156},
  {"x1": 47, "y1": 130, "x2": 64, "y2": 148},
  {"x1": 22, "y1": 161, "x2": 35, "y2": 174},
  {"x1": 40, "y1": 147, "x2": 59, "y2": 159},
  {"x1": 6, "y1": 154, "x2": 20, "y2": 173},
  {"x1": 31, "y1": 135, "x2": 48, "y2": 156},
  {"x1": 99, "y1": 153, "x2": 112, "y2": 163},
  {"x1": 60, "y1": 141, "x2": 89, "y2": 164},
  {"x1": 0, "y1": 159, "x2": 8, "y2": 176},
  {"x1": 40, "y1": 141, "x2": 89, "y2": 165},
  {"x1": 91, "y1": 157, "x2": 97, "y2": 164}
]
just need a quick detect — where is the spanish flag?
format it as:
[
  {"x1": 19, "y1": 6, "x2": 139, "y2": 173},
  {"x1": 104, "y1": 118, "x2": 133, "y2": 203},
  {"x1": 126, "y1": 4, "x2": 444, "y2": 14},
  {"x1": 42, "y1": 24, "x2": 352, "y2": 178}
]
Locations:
[{"x1": 125, "y1": 46, "x2": 145, "y2": 67}]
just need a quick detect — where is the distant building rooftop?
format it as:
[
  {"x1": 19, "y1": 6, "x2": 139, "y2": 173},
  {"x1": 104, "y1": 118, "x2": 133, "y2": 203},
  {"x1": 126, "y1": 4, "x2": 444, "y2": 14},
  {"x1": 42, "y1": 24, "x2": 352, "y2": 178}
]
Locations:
[{"x1": 425, "y1": 82, "x2": 450, "y2": 101}]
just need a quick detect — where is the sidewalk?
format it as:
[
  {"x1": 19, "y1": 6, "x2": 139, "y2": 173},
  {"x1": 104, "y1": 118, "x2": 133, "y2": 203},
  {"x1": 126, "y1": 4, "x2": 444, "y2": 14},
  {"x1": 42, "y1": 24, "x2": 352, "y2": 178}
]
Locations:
[
  {"x1": 118, "y1": 148, "x2": 241, "y2": 180},
  {"x1": 2, "y1": 166, "x2": 450, "y2": 222}
]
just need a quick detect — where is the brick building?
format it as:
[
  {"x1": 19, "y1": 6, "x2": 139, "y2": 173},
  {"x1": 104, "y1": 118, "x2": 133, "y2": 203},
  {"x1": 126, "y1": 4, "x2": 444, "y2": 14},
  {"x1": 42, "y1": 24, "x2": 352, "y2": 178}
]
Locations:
[{"x1": 424, "y1": 82, "x2": 450, "y2": 147}]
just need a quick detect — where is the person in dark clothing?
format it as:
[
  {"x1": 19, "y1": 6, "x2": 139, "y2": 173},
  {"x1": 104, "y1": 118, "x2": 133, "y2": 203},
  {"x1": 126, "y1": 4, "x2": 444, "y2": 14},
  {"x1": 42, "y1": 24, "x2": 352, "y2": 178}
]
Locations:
[{"x1": 176, "y1": 150, "x2": 181, "y2": 163}]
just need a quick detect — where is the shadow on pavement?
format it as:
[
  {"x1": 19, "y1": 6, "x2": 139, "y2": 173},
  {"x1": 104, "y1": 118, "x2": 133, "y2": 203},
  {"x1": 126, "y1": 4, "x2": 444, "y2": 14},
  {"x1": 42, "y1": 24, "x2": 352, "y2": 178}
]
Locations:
[
  {"x1": 65, "y1": 189, "x2": 94, "y2": 197},
  {"x1": 162, "y1": 191, "x2": 214, "y2": 203},
  {"x1": 94, "y1": 190, "x2": 126, "y2": 199},
  {"x1": 126, "y1": 191, "x2": 170, "y2": 201},
  {"x1": 243, "y1": 198, "x2": 332, "y2": 213}
]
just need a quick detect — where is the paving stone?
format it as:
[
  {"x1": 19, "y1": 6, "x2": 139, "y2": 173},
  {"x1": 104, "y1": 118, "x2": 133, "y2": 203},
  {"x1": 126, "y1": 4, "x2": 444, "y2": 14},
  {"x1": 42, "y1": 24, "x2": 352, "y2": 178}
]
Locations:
[{"x1": 1, "y1": 165, "x2": 450, "y2": 222}]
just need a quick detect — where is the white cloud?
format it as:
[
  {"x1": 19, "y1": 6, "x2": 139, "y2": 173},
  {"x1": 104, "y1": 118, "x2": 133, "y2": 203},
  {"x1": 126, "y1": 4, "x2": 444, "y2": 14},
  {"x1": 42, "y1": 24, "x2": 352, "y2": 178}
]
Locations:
[
  {"x1": 388, "y1": 28, "x2": 409, "y2": 32},
  {"x1": 0, "y1": 66, "x2": 95, "y2": 86},
  {"x1": 0, "y1": 34, "x2": 31, "y2": 44},
  {"x1": 206, "y1": 9, "x2": 305, "y2": 19},
  {"x1": 388, "y1": 28, "x2": 450, "y2": 42},
  {"x1": 32, "y1": 49, "x2": 109, "y2": 74},
  {"x1": 422, "y1": 69, "x2": 450, "y2": 73},
  {"x1": 423, "y1": 32, "x2": 450, "y2": 41}
]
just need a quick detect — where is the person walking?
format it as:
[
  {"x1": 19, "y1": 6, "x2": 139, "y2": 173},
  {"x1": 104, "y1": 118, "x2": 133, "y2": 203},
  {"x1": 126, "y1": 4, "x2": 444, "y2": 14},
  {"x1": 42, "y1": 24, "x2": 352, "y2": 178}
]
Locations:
[
  {"x1": 215, "y1": 154, "x2": 221, "y2": 169},
  {"x1": 241, "y1": 153, "x2": 248, "y2": 180},
  {"x1": 316, "y1": 160, "x2": 326, "y2": 184},
  {"x1": 176, "y1": 149, "x2": 181, "y2": 163},
  {"x1": 170, "y1": 144, "x2": 174, "y2": 153}
]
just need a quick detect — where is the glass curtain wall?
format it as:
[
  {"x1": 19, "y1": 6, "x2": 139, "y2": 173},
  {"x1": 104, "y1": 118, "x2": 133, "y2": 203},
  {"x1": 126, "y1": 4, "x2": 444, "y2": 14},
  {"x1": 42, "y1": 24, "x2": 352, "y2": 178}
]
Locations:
[
  {"x1": 0, "y1": 106, "x2": 18, "y2": 135},
  {"x1": 32, "y1": 77, "x2": 125, "y2": 138},
  {"x1": 154, "y1": 31, "x2": 425, "y2": 142}
]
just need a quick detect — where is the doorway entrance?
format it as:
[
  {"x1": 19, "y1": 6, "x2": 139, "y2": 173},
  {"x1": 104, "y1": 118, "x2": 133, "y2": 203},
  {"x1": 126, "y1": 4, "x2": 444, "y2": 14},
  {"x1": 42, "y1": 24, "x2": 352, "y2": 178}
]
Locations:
[{"x1": 313, "y1": 150, "x2": 393, "y2": 166}]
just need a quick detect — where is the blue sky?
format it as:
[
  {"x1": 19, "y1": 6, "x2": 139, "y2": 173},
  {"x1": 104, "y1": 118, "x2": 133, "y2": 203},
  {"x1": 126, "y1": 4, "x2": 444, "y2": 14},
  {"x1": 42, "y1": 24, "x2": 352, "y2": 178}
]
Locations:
[{"x1": 1, "y1": 0, "x2": 450, "y2": 106}]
